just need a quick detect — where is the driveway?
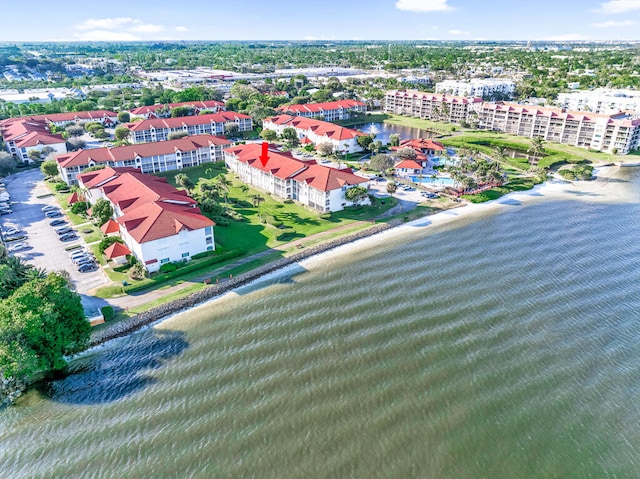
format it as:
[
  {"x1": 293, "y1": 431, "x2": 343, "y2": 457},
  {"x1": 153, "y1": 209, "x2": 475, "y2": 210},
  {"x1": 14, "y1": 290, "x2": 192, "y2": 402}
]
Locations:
[{"x1": 1, "y1": 169, "x2": 108, "y2": 314}]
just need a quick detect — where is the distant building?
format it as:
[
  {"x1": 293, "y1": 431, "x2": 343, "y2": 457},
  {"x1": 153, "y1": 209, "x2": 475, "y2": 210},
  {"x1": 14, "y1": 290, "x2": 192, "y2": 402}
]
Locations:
[
  {"x1": 276, "y1": 100, "x2": 366, "y2": 121},
  {"x1": 435, "y1": 79, "x2": 516, "y2": 100},
  {"x1": 129, "y1": 100, "x2": 226, "y2": 119},
  {"x1": 25, "y1": 110, "x2": 117, "y2": 127},
  {"x1": 384, "y1": 89, "x2": 482, "y2": 124},
  {"x1": 124, "y1": 112, "x2": 252, "y2": 143},
  {"x1": 56, "y1": 134, "x2": 230, "y2": 185},
  {"x1": 263, "y1": 115, "x2": 365, "y2": 154},
  {"x1": 224, "y1": 143, "x2": 369, "y2": 212},
  {"x1": 557, "y1": 88, "x2": 640, "y2": 115},
  {"x1": 78, "y1": 167, "x2": 214, "y2": 273}
]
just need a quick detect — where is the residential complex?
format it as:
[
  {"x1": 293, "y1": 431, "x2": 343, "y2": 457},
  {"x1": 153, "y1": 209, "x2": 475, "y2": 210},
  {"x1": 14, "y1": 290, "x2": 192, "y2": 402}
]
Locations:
[
  {"x1": 129, "y1": 100, "x2": 226, "y2": 119},
  {"x1": 386, "y1": 89, "x2": 640, "y2": 154},
  {"x1": 224, "y1": 143, "x2": 369, "y2": 212},
  {"x1": 557, "y1": 88, "x2": 640, "y2": 115},
  {"x1": 22, "y1": 110, "x2": 117, "y2": 127},
  {"x1": 476, "y1": 102, "x2": 640, "y2": 154},
  {"x1": 276, "y1": 100, "x2": 366, "y2": 121},
  {"x1": 384, "y1": 90, "x2": 482, "y2": 124},
  {"x1": 435, "y1": 79, "x2": 516, "y2": 99},
  {"x1": 78, "y1": 167, "x2": 215, "y2": 273},
  {"x1": 0, "y1": 117, "x2": 67, "y2": 161},
  {"x1": 55, "y1": 134, "x2": 230, "y2": 185},
  {"x1": 124, "y1": 112, "x2": 252, "y2": 143},
  {"x1": 263, "y1": 115, "x2": 365, "y2": 154}
]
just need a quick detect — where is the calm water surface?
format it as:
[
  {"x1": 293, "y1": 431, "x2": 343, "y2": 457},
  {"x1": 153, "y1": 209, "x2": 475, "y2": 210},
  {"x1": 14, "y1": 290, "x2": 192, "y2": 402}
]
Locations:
[
  {"x1": 354, "y1": 122, "x2": 436, "y2": 143},
  {"x1": 2, "y1": 169, "x2": 640, "y2": 478}
]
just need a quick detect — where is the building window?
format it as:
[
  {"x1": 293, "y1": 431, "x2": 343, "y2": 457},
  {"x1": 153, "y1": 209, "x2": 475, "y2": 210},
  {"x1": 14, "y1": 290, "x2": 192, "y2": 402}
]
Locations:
[
  {"x1": 204, "y1": 226, "x2": 213, "y2": 235},
  {"x1": 206, "y1": 236, "x2": 213, "y2": 244},
  {"x1": 160, "y1": 258, "x2": 170, "y2": 264},
  {"x1": 207, "y1": 245, "x2": 214, "y2": 251},
  {"x1": 181, "y1": 252, "x2": 189, "y2": 258}
]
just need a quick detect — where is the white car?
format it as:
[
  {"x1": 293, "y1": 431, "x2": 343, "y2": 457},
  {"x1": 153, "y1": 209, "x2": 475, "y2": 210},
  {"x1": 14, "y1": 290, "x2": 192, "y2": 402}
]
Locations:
[
  {"x1": 42, "y1": 205, "x2": 57, "y2": 212},
  {"x1": 9, "y1": 242, "x2": 29, "y2": 252},
  {"x1": 70, "y1": 250, "x2": 89, "y2": 260},
  {"x1": 3, "y1": 227, "x2": 20, "y2": 236}
]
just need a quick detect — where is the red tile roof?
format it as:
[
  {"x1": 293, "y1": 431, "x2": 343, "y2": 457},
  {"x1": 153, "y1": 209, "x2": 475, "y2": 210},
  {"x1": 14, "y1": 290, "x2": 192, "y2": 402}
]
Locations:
[
  {"x1": 117, "y1": 201, "x2": 213, "y2": 243},
  {"x1": 104, "y1": 241, "x2": 131, "y2": 259},
  {"x1": 265, "y1": 115, "x2": 365, "y2": 141},
  {"x1": 398, "y1": 138, "x2": 445, "y2": 151},
  {"x1": 78, "y1": 167, "x2": 213, "y2": 244},
  {"x1": 395, "y1": 160, "x2": 424, "y2": 170},
  {"x1": 278, "y1": 99, "x2": 366, "y2": 114},
  {"x1": 129, "y1": 100, "x2": 225, "y2": 115},
  {"x1": 126, "y1": 112, "x2": 251, "y2": 132},
  {"x1": 56, "y1": 134, "x2": 230, "y2": 168},
  {"x1": 225, "y1": 143, "x2": 368, "y2": 191},
  {"x1": 100, "y1": 219, "x2": 120, "y2": 234}
]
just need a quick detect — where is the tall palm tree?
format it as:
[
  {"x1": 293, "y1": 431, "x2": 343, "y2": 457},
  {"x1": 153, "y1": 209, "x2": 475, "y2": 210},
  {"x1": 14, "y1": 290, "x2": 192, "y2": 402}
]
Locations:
[
  {"x1": 214, "y1": 175, "x2": 232, "y2": 206},
  {"x1": 528, "y1": 137, "x2": 545, "y2": 163}
]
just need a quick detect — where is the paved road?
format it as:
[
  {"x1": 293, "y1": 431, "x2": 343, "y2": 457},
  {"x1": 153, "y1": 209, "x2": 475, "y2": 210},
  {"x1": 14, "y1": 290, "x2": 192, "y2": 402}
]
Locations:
[{"x1": 1, "y1": 170, "x2": 109, "y2": 316}]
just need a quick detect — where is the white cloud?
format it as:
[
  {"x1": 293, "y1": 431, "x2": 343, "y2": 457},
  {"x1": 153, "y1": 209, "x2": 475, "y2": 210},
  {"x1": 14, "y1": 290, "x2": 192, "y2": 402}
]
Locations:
[
  {"x1": 592, "y1": 19, "x2": 637, "y2": 27},
  {"x1": 448, "y1": 29, "x2": 469, "y2": 35},
  {"x1": 544, "y1": 33, "x2": 590, "y2": 41},
  {"x1": 175, "y1": 26, "x2": 189, "y2": 32},
  {"x1": 73, "y1": 30, "x2": 141, "y2": 41},
  {"x1": 395, "y1": 0, "x2": 453, "y2": 12},
  {"x1": 75, "y1": 18, "x2": 134, "y2": 31},
  {"x1": 598, "y1": 0, "x2": 640, "y2": 13},
  {"x1": 129, "y1": 22, "x2": 164, "y2": 33}
]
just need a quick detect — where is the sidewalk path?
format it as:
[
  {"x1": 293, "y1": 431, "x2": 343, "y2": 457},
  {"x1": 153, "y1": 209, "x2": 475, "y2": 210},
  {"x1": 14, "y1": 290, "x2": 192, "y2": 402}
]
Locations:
[{"x1": 101, "y1": 220, "x2": 371, "y2": 310}]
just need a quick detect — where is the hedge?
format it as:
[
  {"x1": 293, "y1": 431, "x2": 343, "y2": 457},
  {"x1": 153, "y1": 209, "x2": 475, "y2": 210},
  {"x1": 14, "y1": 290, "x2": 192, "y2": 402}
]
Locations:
[
  {"x1": 101, "y1": 306, "x2": 115, "y2": 321},
  {"x1": 123, "y1": 249, "x2": 246, "y2": 294}
]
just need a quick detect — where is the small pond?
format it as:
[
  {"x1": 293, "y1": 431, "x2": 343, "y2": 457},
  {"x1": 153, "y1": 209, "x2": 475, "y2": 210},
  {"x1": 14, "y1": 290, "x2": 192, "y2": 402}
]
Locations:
[{"x1": 353, "y1": 122, "x2": 438, "y2": 144}]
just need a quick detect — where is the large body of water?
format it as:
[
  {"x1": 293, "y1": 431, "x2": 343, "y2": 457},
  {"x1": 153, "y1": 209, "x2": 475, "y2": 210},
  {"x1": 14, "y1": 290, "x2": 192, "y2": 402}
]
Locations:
[{"x1": 3, "y1": 168, "x2": 640, "y2": 478}]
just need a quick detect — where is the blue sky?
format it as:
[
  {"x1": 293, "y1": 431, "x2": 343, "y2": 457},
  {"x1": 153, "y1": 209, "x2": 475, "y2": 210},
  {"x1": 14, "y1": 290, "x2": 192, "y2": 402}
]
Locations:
[{"x1": 3, "y1": 0, "x2": 640, "y2": 42}]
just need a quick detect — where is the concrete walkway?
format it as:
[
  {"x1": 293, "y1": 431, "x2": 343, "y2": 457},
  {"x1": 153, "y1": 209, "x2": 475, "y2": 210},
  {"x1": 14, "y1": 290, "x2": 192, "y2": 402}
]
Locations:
[{"x1": 101, "y1": 220, "x2": 371, "y2": 310}]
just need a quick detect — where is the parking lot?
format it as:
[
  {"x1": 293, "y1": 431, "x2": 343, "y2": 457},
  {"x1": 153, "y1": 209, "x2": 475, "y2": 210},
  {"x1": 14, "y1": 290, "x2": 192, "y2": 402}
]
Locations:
[{"x1": 1, "y1": 170, "x2": 108, "y2": 304}]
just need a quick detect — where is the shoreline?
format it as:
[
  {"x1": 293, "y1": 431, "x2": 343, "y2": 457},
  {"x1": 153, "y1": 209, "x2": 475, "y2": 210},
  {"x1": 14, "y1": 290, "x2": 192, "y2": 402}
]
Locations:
[{"x1": 89, "y1": 168, "x2": 606, "y2": 348}]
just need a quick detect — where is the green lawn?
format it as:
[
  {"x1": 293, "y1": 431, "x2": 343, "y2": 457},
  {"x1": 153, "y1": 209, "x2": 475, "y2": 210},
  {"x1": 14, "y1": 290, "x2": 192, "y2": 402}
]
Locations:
[
  {"x1": 383, "y1": 114, "x2": 458, "y2": 134},
  {"x1": 441, "y1": 131, "x2": 617, "y2": 165},
  {"x1": 154, "y1": 162, "x2": 227, "y2": 187}
]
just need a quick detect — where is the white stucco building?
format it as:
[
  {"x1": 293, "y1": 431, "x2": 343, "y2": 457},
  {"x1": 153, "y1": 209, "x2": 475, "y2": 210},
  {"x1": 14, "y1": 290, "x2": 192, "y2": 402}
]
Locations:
[
  {"x1": 435, "y1": 79, "x2": 516, "y2": 99},
  {"x1": 224, "y1": 143, "x2": 370, "y2": 212},
  {"x1": 78, "y1": 167, "x2": 215, "y2": 273},
  {"x1": 557, "y1": 88, "x2": 640, "y2": 115}
]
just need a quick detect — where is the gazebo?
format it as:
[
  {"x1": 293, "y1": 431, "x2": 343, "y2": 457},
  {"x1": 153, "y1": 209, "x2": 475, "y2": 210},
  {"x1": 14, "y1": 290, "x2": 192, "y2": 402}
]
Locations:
[{"x1": 103, "y1": 242, "x2": 131, "y2": 265}]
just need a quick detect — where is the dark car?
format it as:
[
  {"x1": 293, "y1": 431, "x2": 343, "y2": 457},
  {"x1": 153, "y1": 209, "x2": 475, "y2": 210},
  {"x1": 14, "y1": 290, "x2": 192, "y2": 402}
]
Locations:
[
  {"x1": 0, "y1": 209, "x2": 12, "y2": 215},
  {"x1": 78, "y1": 263, "x2": 98, "y2": 272},
  {"x1": 50, "y1": 219, "x2": 67, "y2": 227},
  {"x1": 59, "y1": 233, "x2": 78, "y2": 242},
  {"x1": 41, "y1": 205, "x2": 57, "y2": 212},
  {"x1": 45, "y1": 210, "x2": 62, "y2": 218},
  {"x1": 55, "y1": 226, "x2": 74, "y2": 235},
  {"x1": 75, "y1": 256, "x2": 95, "y2": 266}
]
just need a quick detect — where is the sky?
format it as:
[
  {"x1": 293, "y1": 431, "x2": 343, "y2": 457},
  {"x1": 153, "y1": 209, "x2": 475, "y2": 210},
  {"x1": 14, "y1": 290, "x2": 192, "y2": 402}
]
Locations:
[{"x1": 2, "y1": 0, "x2": 640, "y2": 42}]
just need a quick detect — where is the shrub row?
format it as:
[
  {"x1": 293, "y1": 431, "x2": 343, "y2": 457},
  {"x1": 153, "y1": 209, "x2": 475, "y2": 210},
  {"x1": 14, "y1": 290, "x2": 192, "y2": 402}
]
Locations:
[{"x1": 123, "y1": 249, "x2": 246, "y2": 294}]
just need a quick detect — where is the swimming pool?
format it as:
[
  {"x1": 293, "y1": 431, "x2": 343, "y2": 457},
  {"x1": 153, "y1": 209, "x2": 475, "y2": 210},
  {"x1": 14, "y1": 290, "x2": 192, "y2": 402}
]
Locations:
[{"x1": 409, "y1": 175, "x2": 455, "y2": 186}]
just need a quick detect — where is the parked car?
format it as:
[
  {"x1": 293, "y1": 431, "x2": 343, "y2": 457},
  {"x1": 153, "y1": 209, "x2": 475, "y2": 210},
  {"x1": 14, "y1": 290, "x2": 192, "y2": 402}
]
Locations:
[
  {"x1": 8, "y1": 242, "x2": 29, "y2": 252},
  {"x1": 70, "y1": 249, "x2": 89, "y2": 259},
  {"x1": 73, "y1": 254, "x2": 95, "y2": 264},
  {"x1": 55, "y1": 226, "x2": 74, "y2": 235},
  {"x1": 45, "y1": 210, "x2": 63, "y2": 218},
  {"x1": 50, "y1": 219, "x2": 67, "y2": 227},
  {"x1": 78, "y1": 263, "x2": 99, "y2": 273},
  {"x1": 76, "y1": 257, "x2": 96, "y2": 267},
  {"x1": 42, "y1": 205, "x2": 57, "y2": 212},
  {"x1": 59, "y1": 233, "x2": 78, "y2": 242},
  {"x1": 0, "y1": 209, "x2": 12, "y2": 215},
  {"x1": 3, "y1": 227, "x2": 20, "y2": 236}
]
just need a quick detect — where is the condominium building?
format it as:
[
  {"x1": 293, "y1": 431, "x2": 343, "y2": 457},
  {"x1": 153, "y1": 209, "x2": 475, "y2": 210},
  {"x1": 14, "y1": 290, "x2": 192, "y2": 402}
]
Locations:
[
  {"x1": 124, "y1": 112, "x2": 252, "y2": 143},
  {"x1": 276, "y1": 100, "x2": 366, "y2": 121},
  {"x1": 435, "y1": 79, "x2": 516, "y2": 99},
  {"x1": 384, "y1": 90, "x2": 482, "y2": 124},
  {"x1": 477, "y1": 102, "x2": 640, "y2": 154},
  {"x1": 263, "y1": 115, "x2": 366, "y2": 154},
  {"x1": 224, "y1": 143, "x2": 369, "y2": 212},
  {"x1": 56, "y1": 134, "x2": 230, "y2": 185},
  {"x1": 26, "y1": 110, "x2": 117, "y2": 127},
  {"x1": 78, "y1": 167, "x2": 214, "y2": 273},
  {"x1": 0, "y1": 117, "x2": 67, "y2": 161},
  {"x1": 129, "y1": 100, "x2": 226, "y2": 119},
  {"x1": 557, "y1": 88, "x2": 640, "y2": 115}
]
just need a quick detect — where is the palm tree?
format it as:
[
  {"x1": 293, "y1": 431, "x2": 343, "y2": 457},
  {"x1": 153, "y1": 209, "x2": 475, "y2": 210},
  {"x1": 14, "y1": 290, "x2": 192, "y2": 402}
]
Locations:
[
  {"x1": 214, "y1": 175, "x2": 232, "y2": 206},
  {"x1": 528, "y1": 137, "x2": 545, "y2": 163}
]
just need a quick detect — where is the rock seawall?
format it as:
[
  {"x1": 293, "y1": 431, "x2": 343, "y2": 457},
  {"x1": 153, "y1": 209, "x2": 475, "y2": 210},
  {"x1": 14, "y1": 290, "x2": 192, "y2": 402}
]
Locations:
[
  {"x1": 1, "y1": 376, "x2": 28, "y2": 409},
  {"x1": 90, "y1": 221, "x2": 398, "y2": 347}
]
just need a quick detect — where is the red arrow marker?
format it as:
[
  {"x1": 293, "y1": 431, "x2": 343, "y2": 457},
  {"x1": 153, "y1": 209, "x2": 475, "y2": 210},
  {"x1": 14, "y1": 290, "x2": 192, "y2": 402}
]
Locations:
[{"x1": 259, "y1": 141, "x2": 269, "y2": 167}]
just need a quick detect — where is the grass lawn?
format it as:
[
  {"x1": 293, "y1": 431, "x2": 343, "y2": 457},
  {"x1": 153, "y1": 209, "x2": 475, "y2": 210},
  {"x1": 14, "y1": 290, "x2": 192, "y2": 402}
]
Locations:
[
  {"x1": 383, "y1": 114, "x2": 458, "y2": 134},
  {"x1": 441, "y1": 131, "x2": 618, "y2": 165},
  {"x1": 154, "y1": 162, "x2": 227, "y2": 187},
  {"x1": 333, "y1": 113, "x2": 390, "y2": 127}
]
